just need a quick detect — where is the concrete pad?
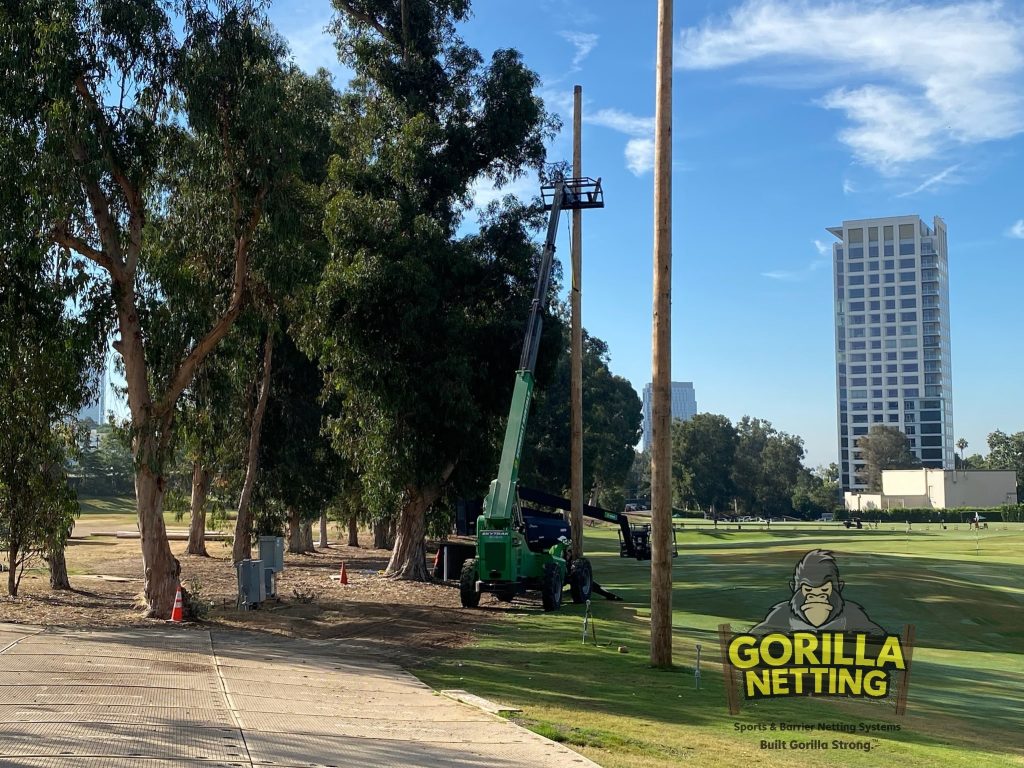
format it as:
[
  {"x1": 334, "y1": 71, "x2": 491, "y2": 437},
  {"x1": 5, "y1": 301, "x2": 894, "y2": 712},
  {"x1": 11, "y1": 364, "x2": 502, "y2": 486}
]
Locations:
[{"x1": 0, "y1": 625, "x2": 600, "y2": 768}]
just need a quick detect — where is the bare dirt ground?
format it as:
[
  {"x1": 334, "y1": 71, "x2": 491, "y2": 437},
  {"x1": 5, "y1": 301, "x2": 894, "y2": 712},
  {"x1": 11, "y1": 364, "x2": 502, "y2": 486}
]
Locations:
[{"x1": 0, "y1": 529, "x2": 516, "y2": 667}]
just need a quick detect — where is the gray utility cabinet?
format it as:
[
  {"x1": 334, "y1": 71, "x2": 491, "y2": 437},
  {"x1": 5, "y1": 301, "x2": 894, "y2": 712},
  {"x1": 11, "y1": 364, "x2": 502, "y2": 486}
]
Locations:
[
  {"x1": 236, "y1": 558, "x2": 267, "y2": 609},
  {"x1": 258, "y1": 536, "x2": 284, "y2": 598},
  {"x1": 259, "y1": 536, "x2": 285, "y2": 572}
]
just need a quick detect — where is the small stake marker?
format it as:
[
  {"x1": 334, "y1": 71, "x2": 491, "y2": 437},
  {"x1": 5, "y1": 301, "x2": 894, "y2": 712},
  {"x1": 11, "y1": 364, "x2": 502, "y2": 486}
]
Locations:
[
  {"x1": 695, "y1": 643, "x2": 702, "y2": 690},
  {"x1": 339, "y1": 562, "x2": 348, "y2": 585}
]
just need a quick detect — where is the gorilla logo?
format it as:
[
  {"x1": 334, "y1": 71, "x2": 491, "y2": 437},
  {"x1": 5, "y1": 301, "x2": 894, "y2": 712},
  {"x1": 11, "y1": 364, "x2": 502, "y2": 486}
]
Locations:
[{"x1": 750, "y1": 549, "x2": 885, "y2": 636}]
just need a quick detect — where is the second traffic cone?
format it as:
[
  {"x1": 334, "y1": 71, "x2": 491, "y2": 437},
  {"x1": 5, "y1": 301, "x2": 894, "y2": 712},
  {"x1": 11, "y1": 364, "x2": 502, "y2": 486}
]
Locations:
[
  {"x1": 169, "y1": 584, "x2": 183, "y2": 623},
  {"x1": 339, "y1": 562, "x2": 348, "y2": 585}
]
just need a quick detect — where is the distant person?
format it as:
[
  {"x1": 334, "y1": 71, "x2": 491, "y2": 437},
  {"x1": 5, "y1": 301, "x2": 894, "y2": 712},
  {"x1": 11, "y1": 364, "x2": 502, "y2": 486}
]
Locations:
[{"x1": 906, "y1": 520, "x2": 912, "y2": 534}]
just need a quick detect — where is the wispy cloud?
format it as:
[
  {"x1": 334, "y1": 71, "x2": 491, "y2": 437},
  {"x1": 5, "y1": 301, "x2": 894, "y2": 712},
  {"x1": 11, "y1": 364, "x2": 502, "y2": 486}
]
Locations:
[
  {"x1": 897, "y1": 163, "x2": 962, "y2": 197},
  {"x1": 560, "y1": 31, "x2": 599, "y2": 70},
  {"x1": 1007, "y1": 219, "x2": 1024, "y2": 239},
  {"x1": 590, "y1": 108, "x2": 657, "y2": 175},
  {"x1": 842, "y1": 178, "x2": 856, "y2": 195},
  {"x1": 678, "y1": 1, "x2": 1024, "y2": 174},
  {"x1": 763, "y1": 242, "x2": 830, "y2": 281},
  {"x1": 470, "y1": 172, "x2": 539, "y2": 210}
]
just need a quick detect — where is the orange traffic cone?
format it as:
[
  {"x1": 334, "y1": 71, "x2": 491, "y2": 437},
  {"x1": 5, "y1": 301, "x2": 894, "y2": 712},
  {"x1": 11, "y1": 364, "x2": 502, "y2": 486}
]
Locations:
[
  {"x1": 339, "y1": 562, "x2": 348, "y2": 585},
  {"x1": 169, "y1": 584, "x2": 183, "y2": 623}
]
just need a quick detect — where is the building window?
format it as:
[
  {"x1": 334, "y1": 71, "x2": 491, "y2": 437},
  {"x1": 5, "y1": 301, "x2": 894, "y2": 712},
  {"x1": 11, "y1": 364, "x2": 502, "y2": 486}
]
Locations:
[
  {"x1": 900, "y1": 325, "x2": 916, "y2": 336},
  {"x1": 849, "y1": 276, "x2": 864, "y2": 286},
  {"x1": 888, "y1": 414, "x2": 899, "y2": 422},
  {"x1": 849, "y1": 262, "x2": 864, "y2": 272},
  {"x1": 872, "y1": 414, "x2": 883, "y2": 422},
  {"x1": 849, "y1": 301, "x2": 865, "y2": 311},
  {"x1": 851, "y1": 365, "x2": 866, "y2": 374},
  {"x1": 900, "y1": 298, "x2": 917, "y2": 308},
  {"x1": 885, "y1": 313, "x2": 896, "y2": 322},
  {"x1": 905, "y1": 388, "x2": 920, "y2": 397},
  {"x1": 884, "y1": 272, "x2": 895, "y2": 283},
  {"x1": 904, "y1": 363, "x2": 919, "y2": 372},
  {"x1": 849, "y1": 289, "x2": 864, "y2": 298},
  {"x1": 871, "y1": 365, "x2": 882, "y2": 374},
  {"x1": 884, "y1": 260, "x2": 894, "y2": 269},
  {"x1": 901, "y1": 312, "x2": 918, "y2": 322},
  {"x1": 869, "y1": 288, "x2": 880, "y2": 297},
  {"x1": 900, "y1": 285, "x2": 915, "y2": 295},
  {"x1": 899, "y1": 243, "x2": 915, "y2": 255},
  {"x1": 888, "y1": 401, "x2": 899, "y2": 410},
  {"x1": 885, "y1": 287, "x2": 896, "y2": 296},
  {"x1": 868, "y1": 260, "x2": 879, "y2": 271},
  {"x1": 899, "y1": 272, "x2": 915, "y2": 282},
  {"x1": 899, "y1": 258, "x2": 916, "y2": 269},
  {"x1": 905, "y1": 413, "x2": 916, "y2": 422},
  {"x1": 887, "y1": 389, "x2": 899, "y2": 397},
  {"x1": 905, "y1": 400, "x2": 915, "y2": 410}
]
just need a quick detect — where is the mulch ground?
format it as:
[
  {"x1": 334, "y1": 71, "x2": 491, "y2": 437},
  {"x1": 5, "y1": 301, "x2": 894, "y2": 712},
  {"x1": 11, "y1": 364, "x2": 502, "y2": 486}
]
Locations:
[{"x1": 0, "y1": 531, "x2": 519, "y2": 667}]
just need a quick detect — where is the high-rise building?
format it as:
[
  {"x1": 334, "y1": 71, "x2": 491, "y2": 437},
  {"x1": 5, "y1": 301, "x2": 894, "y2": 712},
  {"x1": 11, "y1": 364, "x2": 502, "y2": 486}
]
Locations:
[
  {"x1": 76, "y1": 364, "x2": 108, "y2": 426},
  {"x1": 829, "y1": 215, "x2": 954, "y2": 491},
  {"x1": 641, "y1": 381, "x2": 697, "y2": 452}
]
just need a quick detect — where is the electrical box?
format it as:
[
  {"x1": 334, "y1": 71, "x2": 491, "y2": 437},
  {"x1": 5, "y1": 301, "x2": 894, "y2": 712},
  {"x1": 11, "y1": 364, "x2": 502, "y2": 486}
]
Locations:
[
  {"x1": 236, "y1": 558, "x2": 267, "y2": 609},
  {"x1": 258, "y1": 536, "x2": 284, "y2": 573},
  {"x1": 263, "y1": 566, "x2": 277, "y2": 599}
]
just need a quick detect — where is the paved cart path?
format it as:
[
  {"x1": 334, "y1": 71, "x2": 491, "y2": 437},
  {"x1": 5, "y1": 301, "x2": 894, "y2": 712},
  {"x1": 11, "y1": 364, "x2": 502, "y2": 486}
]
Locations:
[{"x1": 0, "y1": 623, "x2": 599, "y2": 768}]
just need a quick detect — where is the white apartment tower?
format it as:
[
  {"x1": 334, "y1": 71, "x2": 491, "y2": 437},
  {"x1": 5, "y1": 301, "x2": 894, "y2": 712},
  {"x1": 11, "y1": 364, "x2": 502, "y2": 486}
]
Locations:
[
  {"x1": 830, "y1": 216, "x2": 954, "y2": 491},
  {"x1": 641, "y1": 382, "x2": 697, "y2": 452}
]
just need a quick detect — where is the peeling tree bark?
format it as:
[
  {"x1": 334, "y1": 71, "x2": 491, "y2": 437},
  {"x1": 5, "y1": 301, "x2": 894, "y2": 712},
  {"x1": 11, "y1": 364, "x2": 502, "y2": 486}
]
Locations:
[
  {"x1": 232, "y1": 333, "x2": 274, "y2": 564},
  {"x1": 373, "y1": 520, "x2": 391, "y2": 549},
  {"x1": 187, "y1": 462, "x2": 212, "y2": 556},
  {"x1": 317, "y1": 512, "x2": 329, "y2": 548},
  {"x1": 47, "y1": 547, "x2": 71, "y2": 591}
]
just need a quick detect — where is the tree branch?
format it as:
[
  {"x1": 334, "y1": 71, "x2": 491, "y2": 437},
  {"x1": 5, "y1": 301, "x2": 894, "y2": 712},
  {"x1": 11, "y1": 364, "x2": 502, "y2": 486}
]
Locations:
[
  {"x1": 336, "y1": 0, "x2": 397, "y2": 45},
  {"x1": 50, "y1": 224, "x2": 113, "y2": 273},
  {"x1": 157, "y1": 189, "x2": 267, "y2": 414},
  {"x1": 74, "y1": 75, "x2": 143, "y2": 221}
]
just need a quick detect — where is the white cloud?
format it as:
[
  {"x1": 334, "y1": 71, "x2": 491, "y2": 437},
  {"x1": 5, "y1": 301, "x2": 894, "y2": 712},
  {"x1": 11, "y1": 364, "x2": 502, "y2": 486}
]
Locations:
[
  {"x1": 589, "y1": 108, "x2": 657, "y2": 175},
  {"x1": 590, "y1": 108, "x2": 655, "y2": 137},
  {"x1": 764, "y1": 242, "x2": 830, "y2": 280},
  {"x1": 560, "y1": 31, "x2": 599, "y2": 69},
  {"x1": 678, "y1": 1, "x2": 1024, "y2": 173},
  {"x1": 1007, "y1": 219, "x2": 1024, "y2": 239},
  {"x1": 470, "y1": 173, "x2": 539, "y2": 210},
  {"x1": 897, "y1": 163, "x2": 962, "y2": 197},
  {"x1": 625, "y1": 138, "x2": 656, "y2": 175},
  {"x1": 842, "y1": 178, "x2": 856, "y2": 195}
]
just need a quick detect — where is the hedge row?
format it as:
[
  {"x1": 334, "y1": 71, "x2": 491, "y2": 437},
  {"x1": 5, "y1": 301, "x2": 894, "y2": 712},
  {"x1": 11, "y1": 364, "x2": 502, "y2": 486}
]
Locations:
[{"x1": 838, "y1": 505, "x2": 1024, "y2": 523}]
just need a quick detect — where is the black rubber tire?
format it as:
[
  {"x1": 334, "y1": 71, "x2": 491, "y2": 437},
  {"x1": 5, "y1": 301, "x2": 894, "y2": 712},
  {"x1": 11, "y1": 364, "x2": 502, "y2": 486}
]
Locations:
[
  {"x1": 460, "y1": 558, "x2": 480, "y2": 608},
  {"x1": 541, "y1": 562, "x2": 563, "y2": 611},
  {"x1": 569, "y1": 557, "x2": 593, "y2": 604}
]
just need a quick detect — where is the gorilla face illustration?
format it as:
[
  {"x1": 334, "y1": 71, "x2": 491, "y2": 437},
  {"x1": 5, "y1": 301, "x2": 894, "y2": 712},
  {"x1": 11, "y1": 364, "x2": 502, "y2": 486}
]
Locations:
[
  {"x1": 791, "y1": 577, "x2": 842, "y2": 627},
  {"x1": 750, "y1": 549, "x2": 886, "y2": 636}
]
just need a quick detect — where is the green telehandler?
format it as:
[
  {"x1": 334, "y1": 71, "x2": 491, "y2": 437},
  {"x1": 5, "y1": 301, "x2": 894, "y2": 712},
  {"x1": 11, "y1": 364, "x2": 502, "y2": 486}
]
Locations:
[{"x1": 460, "y1": 176, "x2": 604, "y2": 611}]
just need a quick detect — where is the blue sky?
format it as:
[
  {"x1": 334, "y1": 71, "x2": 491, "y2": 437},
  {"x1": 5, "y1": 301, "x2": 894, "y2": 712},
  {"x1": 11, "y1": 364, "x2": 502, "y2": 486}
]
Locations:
[{"x1": 102, "y1": 0, "x2": 1024, "y2": 468}]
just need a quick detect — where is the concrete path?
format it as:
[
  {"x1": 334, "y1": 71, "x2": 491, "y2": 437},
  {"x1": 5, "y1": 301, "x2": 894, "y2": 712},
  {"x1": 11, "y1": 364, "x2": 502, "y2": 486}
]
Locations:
[{"x1": 0, "y1": 623, "x2": 599, "y2": 767}]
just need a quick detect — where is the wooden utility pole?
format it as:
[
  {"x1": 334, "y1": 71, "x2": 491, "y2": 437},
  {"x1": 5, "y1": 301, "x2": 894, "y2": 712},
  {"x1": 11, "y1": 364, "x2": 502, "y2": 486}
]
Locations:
[
  {"x1": 650, "y1": 0, "x2": 674, "y2": 668},
  {"x1": 570, "y1": 84, "x2": 584, "y2": 559}
]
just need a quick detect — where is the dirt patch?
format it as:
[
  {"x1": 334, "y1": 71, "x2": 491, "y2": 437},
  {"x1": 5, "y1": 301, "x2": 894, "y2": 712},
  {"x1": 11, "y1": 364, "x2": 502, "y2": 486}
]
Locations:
[{"x1": 0, "y1": 532, "x2": 511, "y2": 665}]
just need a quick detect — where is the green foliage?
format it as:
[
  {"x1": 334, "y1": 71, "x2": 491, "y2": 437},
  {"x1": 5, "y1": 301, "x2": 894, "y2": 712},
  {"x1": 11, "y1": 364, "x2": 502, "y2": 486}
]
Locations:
[
  {"x1": 670, "y1": 413, "x2": 737, "y2": 512},
  {"x1": 519, "y1": 323, "x2": 642, "y2": 511},
  {"x1": 855, "y1": 424, "x2": 921, "y2": 490},
  {"x1": 0, "y1": 227, "x2": 98, "y2": 593},
  {"x1": 300, "y1": 0, "x2": 559, "y2": 527},
  {"x1": 791, "y1": 464, "x2": 842, "y2": 518},
  {"x1": 840, "y1": 505, "x2": 1024, "y2": 523},
  {"x1": 732, "y1": 416, "x2": 805, "y2": 517},
  {"x1": 984, "y1": 430, "x2": 1024, "y2": 499},
  {"x1": 74, "y1": 424, "x2": 135, "y2": 496}
]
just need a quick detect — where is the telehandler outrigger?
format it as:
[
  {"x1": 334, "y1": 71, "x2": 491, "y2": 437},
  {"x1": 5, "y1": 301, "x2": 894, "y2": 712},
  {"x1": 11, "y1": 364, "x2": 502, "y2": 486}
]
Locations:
[{"x1": 460, "y1": 176, "x2": 604, "y2": 611}]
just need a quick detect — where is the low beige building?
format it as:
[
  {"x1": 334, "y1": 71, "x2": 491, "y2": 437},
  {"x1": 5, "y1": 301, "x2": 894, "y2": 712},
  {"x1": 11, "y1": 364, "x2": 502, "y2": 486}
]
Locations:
[{"x1": 845, "y1": 469, "x2": 1018, "y2": 510}]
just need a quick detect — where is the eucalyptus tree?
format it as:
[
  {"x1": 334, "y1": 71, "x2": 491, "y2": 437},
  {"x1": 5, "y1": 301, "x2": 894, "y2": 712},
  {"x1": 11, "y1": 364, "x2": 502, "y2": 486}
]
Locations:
[
  {"x1": 300, "y1": 0, "x2": 557, "y2": 579},
  {"x1": 0, "y1": 181, "x2": 104, "y2": 594},
  {"x1": 0, "y1": 0, "x2": 332, "y2": 615}
]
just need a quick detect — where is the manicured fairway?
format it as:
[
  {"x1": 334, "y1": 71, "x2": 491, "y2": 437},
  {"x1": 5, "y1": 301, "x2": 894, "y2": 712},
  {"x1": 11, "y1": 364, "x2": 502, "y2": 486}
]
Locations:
[{"x1": 418, "y1": 523, "x2": 1024, "y2": 768}]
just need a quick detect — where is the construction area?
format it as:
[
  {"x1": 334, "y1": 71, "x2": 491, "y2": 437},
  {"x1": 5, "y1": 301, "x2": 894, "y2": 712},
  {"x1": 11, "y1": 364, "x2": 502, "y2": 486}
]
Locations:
[{"x1": 0, "y1": 621, "x2": 598, "y2": 767}]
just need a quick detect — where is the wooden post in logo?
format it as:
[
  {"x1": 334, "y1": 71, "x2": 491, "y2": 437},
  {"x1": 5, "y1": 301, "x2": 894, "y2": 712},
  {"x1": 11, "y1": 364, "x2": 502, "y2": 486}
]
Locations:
[
  {"x1": 895, "y1": 624, "x2": 916, "y2": 716},
  {"x1": 717, "y1": 623, "x2": 740, "y2": 715}
]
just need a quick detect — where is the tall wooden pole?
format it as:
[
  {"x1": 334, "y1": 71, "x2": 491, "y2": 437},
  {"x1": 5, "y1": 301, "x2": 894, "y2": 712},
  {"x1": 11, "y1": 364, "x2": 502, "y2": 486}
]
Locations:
[
  {"x1": 650, "y1": 0, "x2": 674, "y2": 668},
  {"x1": 570, "y1": 84, "x2": 584, "y2": 559}
]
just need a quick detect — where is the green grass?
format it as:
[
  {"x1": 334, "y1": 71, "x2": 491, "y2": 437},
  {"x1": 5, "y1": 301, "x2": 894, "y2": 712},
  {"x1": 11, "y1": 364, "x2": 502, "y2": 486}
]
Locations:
[
  {"x1": 76, "y1": 495, "x2": 185, "y2": 530},
  {"x1": 417, "y1": 523, "x2": 1024, "y2": 768}
]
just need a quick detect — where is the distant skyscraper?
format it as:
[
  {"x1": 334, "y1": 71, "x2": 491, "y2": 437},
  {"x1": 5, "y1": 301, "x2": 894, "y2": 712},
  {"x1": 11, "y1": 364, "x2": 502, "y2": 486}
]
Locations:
[
  {"x1": 76, "y1": 363, "x2": 108, "y2": 426},
  {"x1": 641, "y1": 381, "x2": 697, "y2": 452},
  {"x1": 830, "y1": 215, "x2": 954, "y2": 492}
]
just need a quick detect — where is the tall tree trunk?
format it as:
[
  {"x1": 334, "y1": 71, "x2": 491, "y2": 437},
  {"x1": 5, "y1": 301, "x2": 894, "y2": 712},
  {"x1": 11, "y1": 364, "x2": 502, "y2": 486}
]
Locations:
[
  {"x1": 232, "y1": 333, "x2": 274, "y2": 564},
  {"x1": 373, "y1": 519, "x2": 390, "y2": 549},
  {"x1": 385, "y1": 485, "x2": 440, "y2": 580},
  {"x1": 7, "y1": 545, "x2": 17, "y2": 597},
  {"x1": 48, "y1": 546, "x2": 71, "y2": 591},
  {"x1": 317, "y1": 512, "x2": 329, "y2": 548},
  {"x1": 136, "y1": 459, "x2": 179, "y2": 617},
  {"x1": 301, "y1": 521, "x2": 314, "y2": 552},
  {"x1": 347, "y1": 516, "x2": 359, "y2": 547},
  {"x1": 187, "y1": 462, "x2": 212, "y2": 556},
  {"x1": 287, "y1": 508, "x2": 304, "y2": 554}
]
